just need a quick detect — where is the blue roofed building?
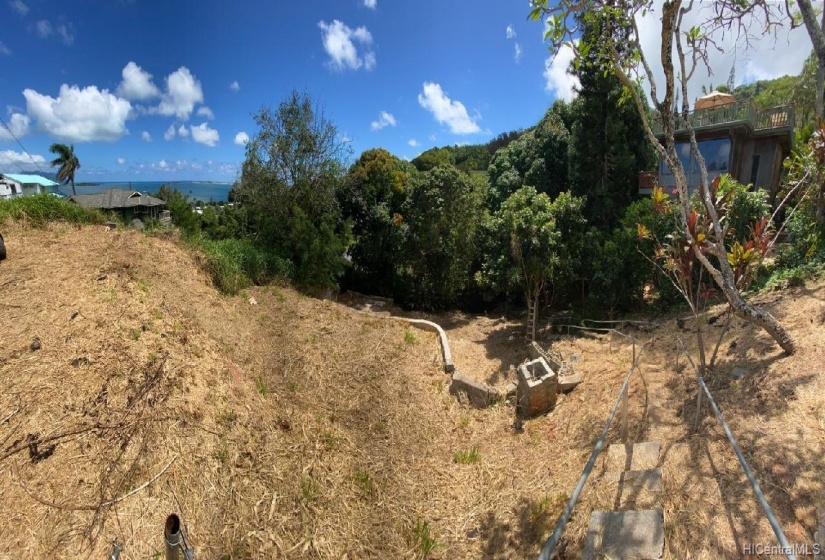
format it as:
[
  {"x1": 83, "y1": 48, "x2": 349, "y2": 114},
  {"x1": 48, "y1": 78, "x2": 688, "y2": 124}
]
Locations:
[{"x1": 0, "y1": 174, "x2": 62, "y2": 199}]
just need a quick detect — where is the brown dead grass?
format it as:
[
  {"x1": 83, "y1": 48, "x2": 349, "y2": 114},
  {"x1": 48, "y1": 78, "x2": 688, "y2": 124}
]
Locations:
[{"x1": 0, "y1": 221, "x2": 822, "y2": 558}]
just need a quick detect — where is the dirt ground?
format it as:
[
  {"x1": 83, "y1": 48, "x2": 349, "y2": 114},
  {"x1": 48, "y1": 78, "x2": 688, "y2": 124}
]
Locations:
[{"x1": 0, "y1": 221, "x2": 823, "y2": 558}]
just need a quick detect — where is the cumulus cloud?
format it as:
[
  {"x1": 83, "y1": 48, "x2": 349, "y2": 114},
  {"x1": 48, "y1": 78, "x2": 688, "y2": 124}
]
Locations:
[
  {"x1": 177, "y1": 124, "x2": 189, "y2": 138},
  {"x1": 514, "y1": 43, "x2": 522, "y2": 63},
  {"x1": 370, "y1": 110, "x2": 396, "y2": 131},
  {"x1": 0, "y1": 149, "x2": 45, "y2": 170},
  {"x1": 196, "y1": 106, "x2": 214, "y2": 119},
  {"x1": 318, "y1": 20, "x2": 376, "y2": 71},
  {"x1": 229, "y1": 80, "x2": 240, "y2": 92},
  {"x1": 543, "y1": 42, "x2": 579, "y2": 102},
  {"x1": 506, "y1": 24, "x2": 516, "y2": 39},
  {"x1": 23, "y1": 84, "x2": 132, "y2": 142},
  {"x1": 9, "y1": 0, "x2": 28, "y2": 16},
  {"x1": 408, "y1": 138, "x2": 420, "y2": 147},
  {"x1": 156, "y1": 66, "x2": 204, "y2": 120},
  {"x1": 141, "y1": 130, "x2": 152, "y2": 142},
  {"x1": 364, "y1": 0, "x2": 376, "y2": 8},
  {"x1": 35, "y1": 20, "x2": 52, "y2": 38},
  {"x1": 117, "y1": 62, "x2": 160, "y2": 101},
  {"x1": 0, "y1": 41, "x2": 9, "y2": 56},
  {"x1": 190, "y1": 122, "x2": 219, "y2": 147},
  {"x1": 234, "y1": 131, "x2": 250, "y2": 146},
  {"x1": 164, "y1": 124, "x2": 175, "y2": 141},
  {"x1": 0, "y1": 113, "x2": 30, "y2": 140},
  {"x1": 117, "y1": 157, "x2": 126, "y2": 165},
  {"x1": 417, "y1": 82, "x2": 481, "y2": 135}
]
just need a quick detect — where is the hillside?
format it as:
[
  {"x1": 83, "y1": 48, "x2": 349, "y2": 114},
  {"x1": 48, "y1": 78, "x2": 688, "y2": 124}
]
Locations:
[{"x1": 1, "y1": 223, "x2": 824, "y2": 558}]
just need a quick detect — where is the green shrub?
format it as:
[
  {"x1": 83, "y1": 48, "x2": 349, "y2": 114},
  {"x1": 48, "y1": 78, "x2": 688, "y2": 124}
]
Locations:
[
  {"x1": 0, "y1": 194, "x2": 105, "y2": 226},
  {"x1": 197, "y1": 238, "x2": 294, "y2": 295},
  {"x1": 715, "y1": 177, "x2": 770, "y2": 245}
]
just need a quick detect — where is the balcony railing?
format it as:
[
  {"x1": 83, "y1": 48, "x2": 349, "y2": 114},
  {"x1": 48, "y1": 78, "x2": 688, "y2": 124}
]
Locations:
[{"x1": 650, "y1": 101, "x2": 795, "y2": 136}]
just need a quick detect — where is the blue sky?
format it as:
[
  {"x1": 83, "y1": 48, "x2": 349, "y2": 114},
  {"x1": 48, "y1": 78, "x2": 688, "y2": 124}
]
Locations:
[{"x1": 0, "y1": 0, "x2": 813, "y2": 182}]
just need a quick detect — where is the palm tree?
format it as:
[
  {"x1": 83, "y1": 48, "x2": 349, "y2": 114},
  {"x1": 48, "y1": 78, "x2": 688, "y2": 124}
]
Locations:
[{"x1": 49, "y1": 143, "x2": 80, "y2": 196}]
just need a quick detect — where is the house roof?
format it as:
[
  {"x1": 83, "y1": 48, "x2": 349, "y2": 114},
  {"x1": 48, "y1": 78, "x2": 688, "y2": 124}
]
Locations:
[
  {"x1": 69, "y1": 188, "x2": 166, "y2": 210},
  {"x1": 2, "y1": 174, "x2": 59, "y2": 187}
]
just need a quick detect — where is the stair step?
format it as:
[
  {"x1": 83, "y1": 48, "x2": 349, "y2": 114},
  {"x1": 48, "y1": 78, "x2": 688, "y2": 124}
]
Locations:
[
  {"x1": 582, "y1": 509, "x2": 664, "y2": 560},
  {"x1": 606, "y1": 441, "x2": 660, "y2": 472},
  {"x1": 604, "y1": 468, "x2": 663, "y2": 510}
]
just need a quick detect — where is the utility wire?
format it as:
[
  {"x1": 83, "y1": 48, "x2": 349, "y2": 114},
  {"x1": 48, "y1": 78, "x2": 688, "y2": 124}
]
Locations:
[{"x1": 0, "y1": 113, "x2": 46, "y2": 175}]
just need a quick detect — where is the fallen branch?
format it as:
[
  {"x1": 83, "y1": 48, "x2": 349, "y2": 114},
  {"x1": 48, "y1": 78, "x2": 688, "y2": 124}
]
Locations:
[{"x1": 16, "y1": 454, "x2": 178, "y2": 511}]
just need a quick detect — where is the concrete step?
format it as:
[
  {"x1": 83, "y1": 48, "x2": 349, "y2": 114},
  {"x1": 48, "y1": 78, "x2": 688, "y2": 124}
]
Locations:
[
  {"x1": 605, "y1": 441, "x2": 660, "y2": 472},
  {"x1": 604, "y1": 468, "x2": 663, "y2": 510},
  {"x1": 582, "y1": 509, "x2": 664, "y2": 560}
]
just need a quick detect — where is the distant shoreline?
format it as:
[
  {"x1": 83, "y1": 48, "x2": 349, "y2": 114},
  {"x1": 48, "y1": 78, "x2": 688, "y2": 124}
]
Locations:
[{"x1": 62, "y1": 181, "x2": 233, "y2": 203}]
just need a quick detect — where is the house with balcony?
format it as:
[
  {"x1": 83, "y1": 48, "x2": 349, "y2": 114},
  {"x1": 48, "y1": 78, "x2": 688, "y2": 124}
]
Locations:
[{"x1": 639, "y1": 91, "x2": 798, "y2": 206}]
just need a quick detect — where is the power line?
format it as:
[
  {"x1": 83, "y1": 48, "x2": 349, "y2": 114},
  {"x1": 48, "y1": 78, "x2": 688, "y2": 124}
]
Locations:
[{"x1": 0, "y1": 113, "x2": 46, "y2": 175}]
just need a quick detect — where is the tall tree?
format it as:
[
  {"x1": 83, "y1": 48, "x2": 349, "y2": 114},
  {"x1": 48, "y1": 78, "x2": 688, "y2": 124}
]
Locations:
[
  {"x1": 396, "y1": 165, "x2": 484, "y2": 309},
  {"x1": 236, "y1": 90, "x2": 350, "y2": 288},
  {"x1": 530, "y1": 0, "x2": 796, "y2": 353},
  {"x1": 339, "y1": 148, "x2": 412, "y2": 296},
  {"x1": 49, "y1": 143, "x2": 80, "y2": 196},
  {"x1": 568, "y1": 14, "x2": 656, "y2": 229},
  {"x1": 487, "y1": 104, "x2": 570, "y2": 210}
]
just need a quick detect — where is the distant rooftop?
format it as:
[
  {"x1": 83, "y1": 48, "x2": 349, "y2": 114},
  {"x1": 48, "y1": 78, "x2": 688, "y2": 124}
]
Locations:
[
  {"x1": 69, "y1": 188, "x2": 166, "y2": 209},
  {"x1": 2, "y1": 174, "x2": 59, "y2": 187}
]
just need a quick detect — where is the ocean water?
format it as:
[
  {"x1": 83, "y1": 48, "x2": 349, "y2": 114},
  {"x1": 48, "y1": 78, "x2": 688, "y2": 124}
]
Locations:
[{"x1": 61, "y1": 181, "x2": 233, "y2": 202}]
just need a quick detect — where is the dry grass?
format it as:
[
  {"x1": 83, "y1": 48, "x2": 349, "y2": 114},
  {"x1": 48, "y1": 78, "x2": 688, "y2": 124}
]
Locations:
[{"x1": 0, "y1": 221, "x2": 822, "y2": 558}]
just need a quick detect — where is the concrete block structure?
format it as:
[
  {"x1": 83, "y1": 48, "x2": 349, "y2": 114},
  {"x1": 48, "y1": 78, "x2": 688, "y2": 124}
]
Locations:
[{"x1": 517, "y1": 357, "x2": 557, "y2": 418}]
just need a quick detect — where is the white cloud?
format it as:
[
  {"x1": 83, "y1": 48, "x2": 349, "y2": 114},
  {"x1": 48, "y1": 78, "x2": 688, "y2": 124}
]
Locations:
[
  {"x1": 364, "y1": 0, "x2": 376, "y2": 8},
  {"x1": 417, "y1": 82, "x2": 481, "y2": 135},
  {"x1": 408, "y1": 138, "x2": 420, "y2": 147},
  {"x1": 633, "y1": 3, "x2": 812, "y2": 107},
  {"x1": 141, "y1": 130, "x2": 152, "y2": 142},
  {"x1": 9, "y1": 0, "x2": 28, "y2": 16},
  {"x1": 514, "y1": 43, "x2": 522, "y2": 63},
  {"x1": 0, "y1": 149, "x2": 45, "y2": 170},
  {"x1": 155, "y1": 159, "x2": 168, "y2": 170},
  {"x1": 0, "y1": 113, "x2": 30, "y2": 140},
  {"x1": 164, "y1": 124, "x2": 175, "y2": 141},
  {"x1": 197, "y1": 106, "x2": 214, "y2": 119},
  {"x1": 35, "y1": 20, "x2": 52, "y2": 38},
  {"x1": 177, "y1": 124, "x2": 189, "y2": 138},
  {"x1": 117, "y1": 62, "x2": 160, "y2": 101},
  {"x1": 190, "y1": 122, "x2": 219, "y2": 147},
  {"x1": 429, "y1": 133, "x2": 436, "y2": 141},
  {"x1": 57, "y1": 22, "x2": 74, "y2": 45},
  {"x1": 23, "y1": 84, "x2": 132, "y2": 142},
  {"x1": 229, "y1": 80, "x2": 240, "y2": 92},
  {"x1": 156, "y1": 66, "x2": 203, "y2": 120},
  {"x1": 318, "y1": 20, "x2": 376, "y2": 71},
  {"x1": 0, "y1": 41, "x2": 9, "y2": 56},
  {"x1": 234, "y1": 131, "x2": 250, "y2": 146},
  {"x1": 543, "y1": 41, "x2": 579, "y2": 102},
  {"x1": 117, "y1": 157, "x2": 126, "y2": 165},
  {"x1": 506, "y1": 24, "x2": 516, "y2": 39},
  {"x1": 370, "y1": 110, "x2": 396, "y2": 131}
]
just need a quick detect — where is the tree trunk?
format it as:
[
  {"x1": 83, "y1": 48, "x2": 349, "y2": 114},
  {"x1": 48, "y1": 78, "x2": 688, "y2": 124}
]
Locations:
[
  {"x1": 799, "y1": 0, "x2": 825, "y2": 118},
  {"x1": 693, "y1": 244, "x2": 796, "y2": 354},
  {"x1": 71, "y1": 177, "x2": 76, "y2": 197}
]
